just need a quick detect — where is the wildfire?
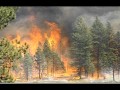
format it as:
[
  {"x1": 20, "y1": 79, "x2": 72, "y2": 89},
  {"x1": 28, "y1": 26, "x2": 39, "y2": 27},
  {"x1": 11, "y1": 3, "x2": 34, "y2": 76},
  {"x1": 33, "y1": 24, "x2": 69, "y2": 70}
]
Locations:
[
  {"x1": 6, "y1": 21, "x2": 66, "y2": 55},
  {"x1": 26, "y1": 25, "x2": 44, "y2": 55},
  {"x1": 61, "y1": 55, "x2": 77, "y2": 76},
  {"x1": 26, "y1": 21, "x2": 67, "y2": 55},
  {"x1": 5, "y1": 16, "x2": 75, "y2": 78},
  {"x1": 3, "y1": 15, "x2": 106, "y2": 81},
  {"x1": 44, "y1": 21, "x2": 61, "y2": 51}
]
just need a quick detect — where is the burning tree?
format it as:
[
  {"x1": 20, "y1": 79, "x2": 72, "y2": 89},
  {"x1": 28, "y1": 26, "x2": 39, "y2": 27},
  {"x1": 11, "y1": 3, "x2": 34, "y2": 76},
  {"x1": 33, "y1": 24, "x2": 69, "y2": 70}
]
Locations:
[
  {"x1": 51, "y1": 51, "x2": 65, "y2": 77},
  {"x1": 43, "y1": 39, "x2": 65, "y2": 77},
  {"x1": 43, "y1": 39, "x2": 52, "y2": 77},
  {"x1": 0, "y1": 38, "x2": 28, "y2": 83},
  {"x1": 34, "y1": 46, "x2": 46, "y2": 79},
  {"x1": 23, "y1": 51, "x2": 33, "y2": 81},
  {"x1": 50, "y1": 40, "x2": 65, "y2": 77}
]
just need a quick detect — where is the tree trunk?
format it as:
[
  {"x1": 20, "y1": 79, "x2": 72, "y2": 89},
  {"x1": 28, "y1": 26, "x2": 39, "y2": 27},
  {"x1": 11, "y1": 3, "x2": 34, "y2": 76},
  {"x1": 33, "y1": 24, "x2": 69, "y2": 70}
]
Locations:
[
  {"x1": 47, "y1": 59, "x2": 49, "y2": 77},
  {"x1": 97, "y1": 64, "x2": 99, "y2": 79},
  {"x1": 79, "y1": 68, "x2": 82, "y2": 79},
  {"x1": 8, "y1": 60, "x2": 11, "y2": 75},
  {"x1": 118, "y1": 69, "x2": 120, "y2": 78},
  {"x1": 2, "y1": 65, "x2": 5, "y2": 78},
  {"x1": 92, "y1": 72, "x2": 94, "y2": 77},
  {"x1": 85, "y1": 68, "x2": 88, "y2": 78},
  {"x1": 38, "y1": 63, "x2": 41, "y2": 79},
  {"x1": 97, "y1": 47, "x2": 100, "y2": 79},
  {"x1": 113, "y1": 66, "x2": 115, "y2": 81},
  {"x1": 27, "y1": 72, "x2": 28, "y2": 81},
  {"x1": 53, "y1": 56, "x2": 55, "y2": 77},
  {"x1": 86, "y1": 71, "x2": 88, "y2": 78},
  {"x1": 26, "y1": 67, "x2": 29, "y2": 81},
  {"x1": 2, "y1": 61, "x2": 6, "y2": 79},
  {"x1": 117, "y1": 56, "x2": 119, "y2": 79},
  {"x1": 41, "y1": 69, "x2": 43, "y2": 79}
]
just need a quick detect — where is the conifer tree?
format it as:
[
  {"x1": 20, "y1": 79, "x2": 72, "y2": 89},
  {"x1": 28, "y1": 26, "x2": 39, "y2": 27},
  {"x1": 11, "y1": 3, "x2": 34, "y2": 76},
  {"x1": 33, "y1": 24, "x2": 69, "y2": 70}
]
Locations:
[{"x1": 70, "y1": 16, "x2": 95, "y2": 79}]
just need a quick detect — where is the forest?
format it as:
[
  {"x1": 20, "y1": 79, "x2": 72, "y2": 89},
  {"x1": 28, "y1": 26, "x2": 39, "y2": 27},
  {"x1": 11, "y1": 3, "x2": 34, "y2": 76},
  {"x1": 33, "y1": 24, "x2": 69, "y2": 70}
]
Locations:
[{"x1": 0, "y1": 7, "x2": 120, "y2": 83}]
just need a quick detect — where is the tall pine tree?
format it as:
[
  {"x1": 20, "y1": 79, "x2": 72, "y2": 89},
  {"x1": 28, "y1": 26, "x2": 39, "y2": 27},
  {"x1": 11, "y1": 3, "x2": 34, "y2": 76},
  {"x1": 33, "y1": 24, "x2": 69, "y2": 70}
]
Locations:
[
  {"x1": 43, "y1": 39, "x2": 52, "y2": 77},
  {"x1": 114, "y1": 31, "x2": 120, "y2": 79},
  {"x1": 35, "y1": 46, "x2": 46, "y2": 79},
  {"x1": 70, "y1": 16, "x2": 95, "y2": 79},
  {"x1": 23, "y1": 51, "x2": 33, "y2": 81},
  {"x1": 91, "y1": 17, "x2": 105, "y2": 79}
]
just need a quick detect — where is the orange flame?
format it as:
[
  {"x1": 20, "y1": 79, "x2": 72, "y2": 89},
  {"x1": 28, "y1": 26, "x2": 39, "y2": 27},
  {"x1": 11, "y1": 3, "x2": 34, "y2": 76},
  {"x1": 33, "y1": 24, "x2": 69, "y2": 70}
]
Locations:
[
  {"x1": 6, "y1": 15, "x2": 76, "y2": 79},
  {"x1": 5, "y1": 15, "x2": 104, "y2": 80},
  {"x1": 7, "y1": 17, "x2": 69, "y2": 56}
]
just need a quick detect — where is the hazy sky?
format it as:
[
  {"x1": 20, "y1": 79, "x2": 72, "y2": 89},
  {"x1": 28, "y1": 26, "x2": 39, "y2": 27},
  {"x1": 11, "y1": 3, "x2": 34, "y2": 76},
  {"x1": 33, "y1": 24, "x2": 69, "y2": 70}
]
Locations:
[{"x1": 1, "y1": 7, "x2": 120, "y2": 38}]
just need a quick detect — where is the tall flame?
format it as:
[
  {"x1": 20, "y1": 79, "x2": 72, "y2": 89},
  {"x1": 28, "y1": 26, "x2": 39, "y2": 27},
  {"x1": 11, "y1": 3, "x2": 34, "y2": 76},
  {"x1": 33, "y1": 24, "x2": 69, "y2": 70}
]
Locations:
[
  {"x1": 5, "y1": 15, "x2": 77, "y2": 80},
  {"x1": 5, "y1": 15, "x2": 104, "y2": 80}
]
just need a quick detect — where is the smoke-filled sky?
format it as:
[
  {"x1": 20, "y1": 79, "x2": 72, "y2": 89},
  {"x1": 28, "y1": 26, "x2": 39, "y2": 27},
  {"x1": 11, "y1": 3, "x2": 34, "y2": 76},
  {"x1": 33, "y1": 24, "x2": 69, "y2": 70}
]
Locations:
[{"x1": 1, "y1": 7, "x2": 120, "y2": 38}]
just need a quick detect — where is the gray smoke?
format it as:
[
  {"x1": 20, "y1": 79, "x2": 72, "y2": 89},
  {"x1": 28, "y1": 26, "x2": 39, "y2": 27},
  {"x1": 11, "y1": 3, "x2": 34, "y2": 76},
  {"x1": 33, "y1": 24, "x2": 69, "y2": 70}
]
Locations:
[{"x1": 1, "y1": 7, "x2": 120, "y2": 39}]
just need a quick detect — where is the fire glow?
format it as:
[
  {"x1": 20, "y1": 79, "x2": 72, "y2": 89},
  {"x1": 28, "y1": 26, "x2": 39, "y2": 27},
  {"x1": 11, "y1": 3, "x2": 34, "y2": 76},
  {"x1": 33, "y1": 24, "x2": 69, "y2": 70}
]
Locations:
[
  {"x1": 6, "y1": 15, "x2": 76, "y2": 78},
  {"x1": 4, "y1": 15, "x2": 102, "y2": 81},
  {"x1": 7, "y1": 21, "x2": 68, "y2": 55}
]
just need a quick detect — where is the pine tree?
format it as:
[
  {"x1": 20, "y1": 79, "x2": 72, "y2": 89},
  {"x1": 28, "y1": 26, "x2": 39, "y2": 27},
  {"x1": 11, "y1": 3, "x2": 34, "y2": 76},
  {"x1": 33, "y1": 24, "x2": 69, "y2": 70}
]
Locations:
[
  {"x1": 105, "y1": 22, "x2": 117, "y2": 81},
  {"x1": 43, "y1": 39, "x2": 52, "y2": 77},
  {"x1": 51, "y1": 51, "x2": 65, "y2": 77},
  {"x1": 23, "y1": 51, "x2": 33, "y2": 81},
  {"x1": 114, "y1": 31, "x2": 120, "y2": 79},
  {"x1": 97, "y1": 22, "x2": 113, "y2": 76},
  {"x1": 0, "y1": 38, "x2": 28, "y2": 82},
  {"x1": 35, "y1": 47, "x2": 46, "y2": 79},
  {"x1": 70, "y1": 16, "x2": 95, "y2": 79},
  {"x1": 0, "y1": 7, "x2": 18, "y2": 30},
  {"x1": 91, "y1": 17, "x2": 105, "y2": 79}
]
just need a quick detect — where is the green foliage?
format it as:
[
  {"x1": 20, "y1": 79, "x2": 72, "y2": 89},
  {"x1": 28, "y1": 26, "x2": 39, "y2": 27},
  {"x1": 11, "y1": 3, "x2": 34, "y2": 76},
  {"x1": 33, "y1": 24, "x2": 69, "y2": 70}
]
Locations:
[
  {"x1": 0, "y1": 38, "x2": 28, "y2": 82},
  {"x1": 23, "y1": 51, "x2": 33, "y2": 80},
  {"x1": 43, "y1": 39, "x2": 52, "y2": 59},
  {"x1": 35, "y1": 47, "x2": 46, "y2": 70},
  {"x1": 91, "y1": 17, "x2": 106, "y2": 78},
  {"x1": 51, "y1": 51, "x2": 65, "y2": 72},
  {"x1": 91, "y1": 17, "x2": 105, "y2": 50},
  {"x1": 70, "y1": 16, "x2": 95, "y2": 77},
  {"x1": 42, "y1": 40, "x2": 65, "y2": 76},
  {"x1": 0, "y1": 73, "x2": 14, "y2": 83},
  {"x1": 91, "y1": 17, "x2": 105, "y2": 52},
  {"x1": 99, "y1": 22, "x2": 118, "y2": 74},
  {"x1": 115, "y1": 31, "x2": 120, "y2": 71},
  {"x1": 0, "y1": 6, "x2": 18, "y2": 30},
  {"x1": 35, "y1": 47, "x2": 42, "y2": 62},
  {"x1": 35, "y1": 46, "x2": 46, "y2": 79},
  {"x1": 0, "y1": 65, "x2": 15, "y2": 83},
  {"x1": 0, "y1": 38, "x2": 21, "y2": 63},
  {"x1": 70, "y1": 16, "x2": 119, "y2": 79},
  {"x1": 43, "y1": 39, "x2": 52, "y2": 76}
]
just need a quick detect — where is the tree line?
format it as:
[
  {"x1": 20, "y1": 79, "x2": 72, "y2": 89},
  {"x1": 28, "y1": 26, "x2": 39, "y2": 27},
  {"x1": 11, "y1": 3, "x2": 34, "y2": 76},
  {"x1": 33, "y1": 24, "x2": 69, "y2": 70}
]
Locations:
[
  {"x1": 0, "y1": 6, "x2": 120, "y2": 82},
  {"x1": 0, "y1": 38, "x2": 65, "y2": 82},
  {"x1": 0, "y1": 7, "x2": 65, "y2": 83},
  {"x1": 70, "y1": 16, "x2": 120, "y2": 81}
]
